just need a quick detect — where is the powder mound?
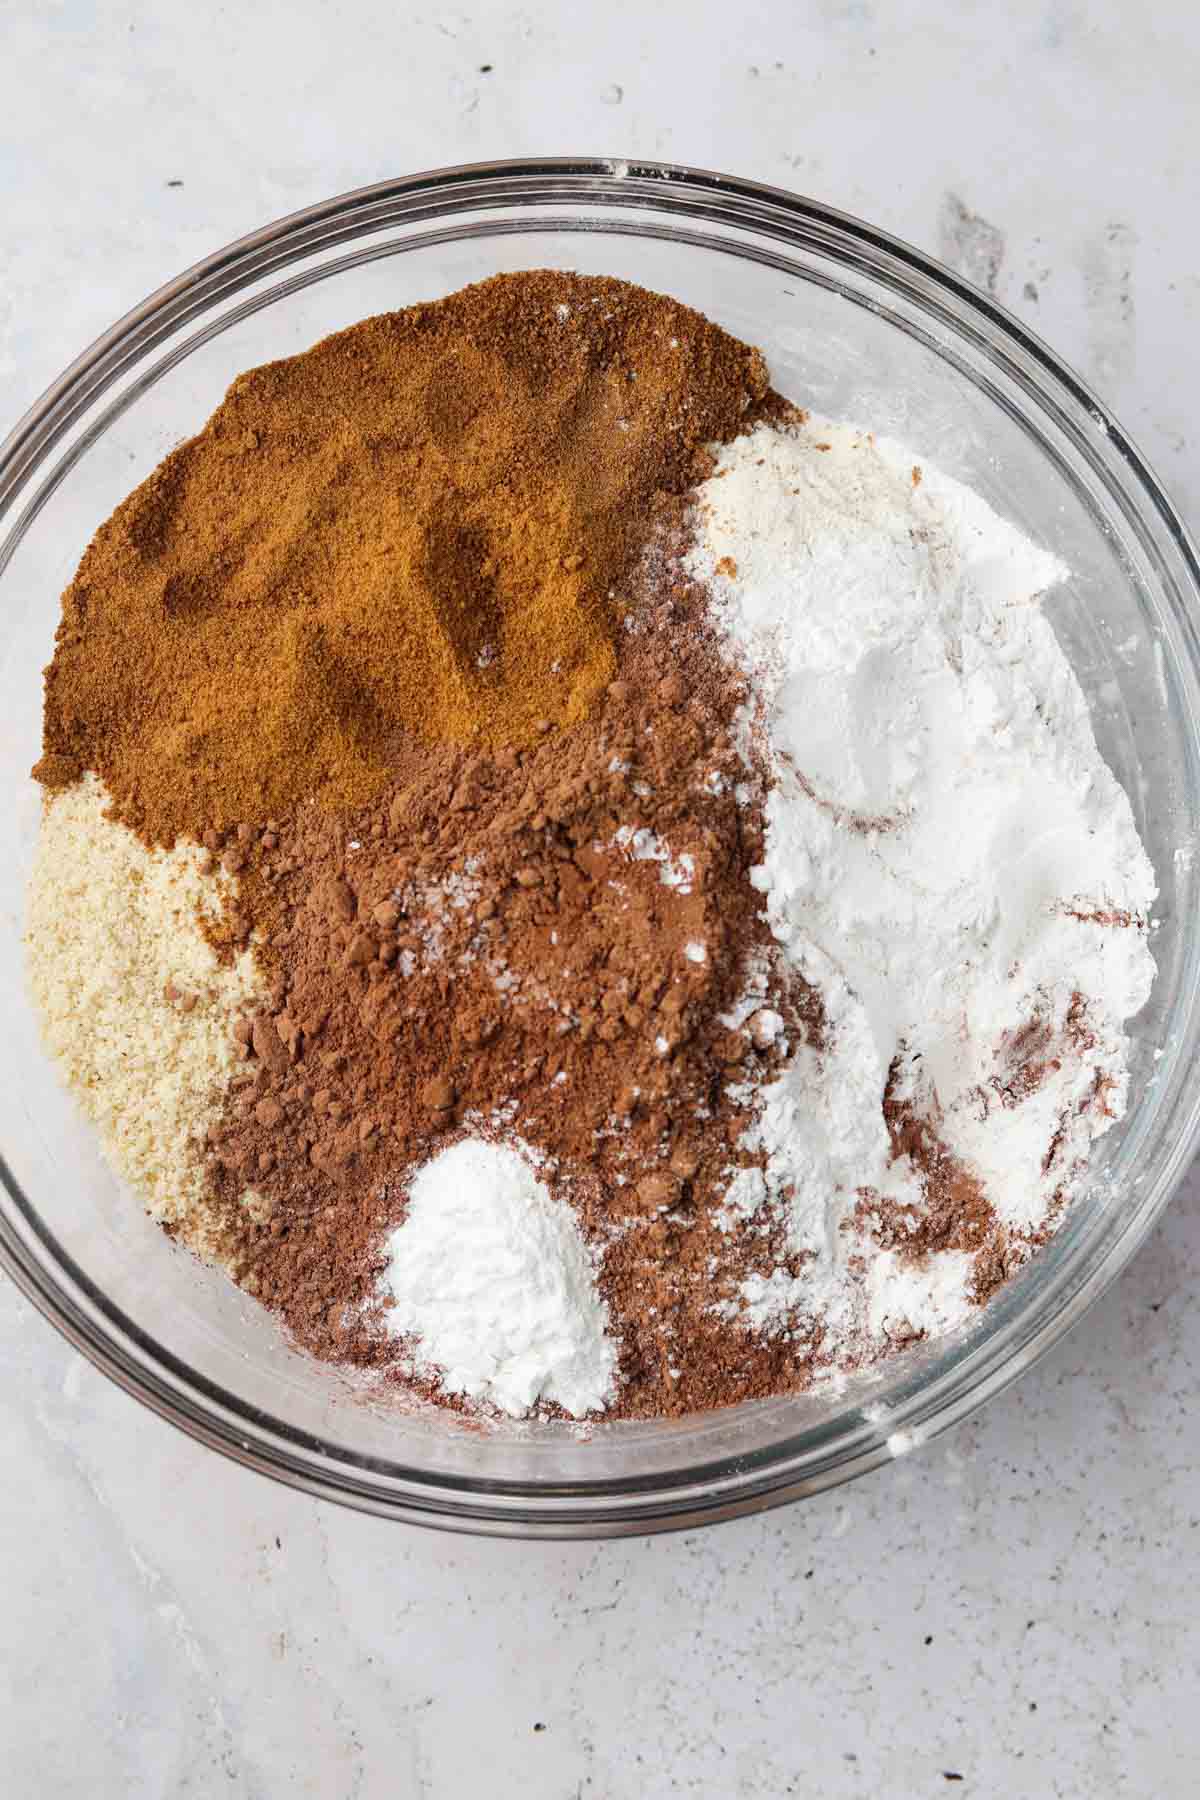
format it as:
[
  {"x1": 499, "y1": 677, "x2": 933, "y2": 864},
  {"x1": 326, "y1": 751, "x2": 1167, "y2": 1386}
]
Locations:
[
  {"x1": 686, "y1": 415, "x2": 1158, "y2": 1338},
  {"x1": 35, "y1": 271, "x2": 769, "y2": 846},
  {"x1": 379, "y1": 1138, "x2": 617, "y2": 1419}
]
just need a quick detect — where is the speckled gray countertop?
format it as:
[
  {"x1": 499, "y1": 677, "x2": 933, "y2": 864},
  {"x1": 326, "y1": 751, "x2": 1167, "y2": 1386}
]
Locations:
[{"x1": 3, "y1": 4, "x2": 1198, "y2": 1794}]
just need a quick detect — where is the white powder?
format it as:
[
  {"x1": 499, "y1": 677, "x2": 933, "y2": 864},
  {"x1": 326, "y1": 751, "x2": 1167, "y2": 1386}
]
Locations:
[
  {"x1": 865, "y1": 1248, "x2": 974, "y2": 1341},
  {"x1": 687, "y1": 416, "x2": 1157, "y2": 1346},
  {"x1": 380, "y1": 1138, "x2": 617, "y2": 1418},
  {"x1": 613, "y1": 824, "x2": 695, "y2": 893},
  {"x1": 396, "y1": 859, "x2": 484, "y2": 969}
]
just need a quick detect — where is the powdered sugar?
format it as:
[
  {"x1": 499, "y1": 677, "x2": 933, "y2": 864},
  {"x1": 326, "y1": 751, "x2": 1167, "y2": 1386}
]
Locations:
[
  {"x1": 865, "y1": 1249, "x2": 975, "y2": 1342},
  {"x1": 380, "y1": 1137, "x2": 617, "y2": 1417},
  {"x1": 688, "y1": 416, "x2": 1157, "y2": 1346}
]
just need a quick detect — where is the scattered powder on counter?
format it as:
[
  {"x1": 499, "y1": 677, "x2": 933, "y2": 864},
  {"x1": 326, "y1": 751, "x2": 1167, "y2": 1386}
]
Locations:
[
  {"x1": 686, "y1": 416, "x2": 1157, "y2": 1341},
  {"x1": 24, "y1": 775, "x2": 262, "y2": 1253},
  {"x1": 380, "y1": 1138, "x2": 617, "y2": 1418}
]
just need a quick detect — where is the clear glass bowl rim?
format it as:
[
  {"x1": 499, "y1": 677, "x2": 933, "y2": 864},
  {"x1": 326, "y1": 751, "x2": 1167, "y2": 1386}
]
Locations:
[{"x1": 2, "y1": 156, "x2": 1199, "y2": 1538}]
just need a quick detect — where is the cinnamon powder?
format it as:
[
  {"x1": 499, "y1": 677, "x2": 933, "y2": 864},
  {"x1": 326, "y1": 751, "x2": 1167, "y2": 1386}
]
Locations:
[{"x1": 35, "y1": 272, "x2": 769, "y2": 846}]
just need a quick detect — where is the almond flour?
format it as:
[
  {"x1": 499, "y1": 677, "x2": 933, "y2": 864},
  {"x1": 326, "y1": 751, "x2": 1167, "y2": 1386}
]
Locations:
[{"x1": 24, "y1": 774, "x2": 263, "y2": 1254}]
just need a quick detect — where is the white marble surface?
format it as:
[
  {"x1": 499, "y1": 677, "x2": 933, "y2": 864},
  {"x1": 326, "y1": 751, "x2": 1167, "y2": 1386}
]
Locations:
[{"x1": 3, "y1": 4, "x2": 1200, "y2": 1794}]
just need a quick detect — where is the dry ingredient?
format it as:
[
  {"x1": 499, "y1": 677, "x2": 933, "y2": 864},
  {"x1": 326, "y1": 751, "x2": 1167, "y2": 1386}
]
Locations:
[
  {"x1": 687, "y1": 417, "x2": 1157, "y2": 1342},
  {"x1": 25, "y1": 774, "x2": 262, "y2": 1248},
  {"x1": 34, "y1": 272, "x2": 768, "y2": 846},
  {"x1": 380, "y1": 1137, "x2": 617, "y2": 1417},
  {"x1": 25, "y1": 270, "x2": 1157, "y2": 1424},
  {"x1": 199, "y1": 557, "x2": 826, "y2": 1418}
]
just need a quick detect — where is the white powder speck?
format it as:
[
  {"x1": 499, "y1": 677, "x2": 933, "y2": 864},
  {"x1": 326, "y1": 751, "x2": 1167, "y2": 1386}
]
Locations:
[
  {"x1": 381, "y1": 1138, "x2": 617, "y2": 1418},
  {"x1": 866, "y1": 1249, "x2": 974, "y2": 1341},
  {"x1": 684, "y1": 941, "x2": 707, "y2": 964},
  {"x1": 748, "y1": 1008, "x2": 783, "y2": 1048},
  {"x1": 614, "y1": 824, "x2": 695, "y2": 894}
]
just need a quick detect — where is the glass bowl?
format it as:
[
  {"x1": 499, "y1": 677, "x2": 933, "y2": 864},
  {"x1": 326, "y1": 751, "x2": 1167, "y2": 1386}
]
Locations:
[{"x1": 2, "y1": 159, "x2": 1199, "y2": 1538}]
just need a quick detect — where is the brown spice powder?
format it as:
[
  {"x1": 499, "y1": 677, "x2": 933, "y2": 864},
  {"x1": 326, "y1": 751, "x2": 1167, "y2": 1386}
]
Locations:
[{"x1": 36, "y1": 272, "x2": 769, "y2": 846}]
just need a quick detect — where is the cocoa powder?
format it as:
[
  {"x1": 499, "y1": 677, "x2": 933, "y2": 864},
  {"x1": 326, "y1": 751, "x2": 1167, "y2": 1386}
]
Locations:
[{"x1": 203, "y1": 550, "x2": 828, "y2": 1416}]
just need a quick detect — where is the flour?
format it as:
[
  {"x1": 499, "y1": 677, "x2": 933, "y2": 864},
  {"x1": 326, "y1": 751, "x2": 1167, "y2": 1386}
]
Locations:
[
  {"x1": 687, "y1": 416, "x2": 1157, "y2": 1345},
  {"x1": 24, "y1": 775, "x2": 263, "y2": 1257},
  {"x1": 380, "y1": 1138, "x2": 617, "y2": 1417}
]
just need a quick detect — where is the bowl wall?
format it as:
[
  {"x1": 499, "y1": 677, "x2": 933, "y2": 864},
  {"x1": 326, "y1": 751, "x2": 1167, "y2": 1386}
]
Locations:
[{"x1": 2, "y1": 162, "x2": 1198, "y2": 1534}]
